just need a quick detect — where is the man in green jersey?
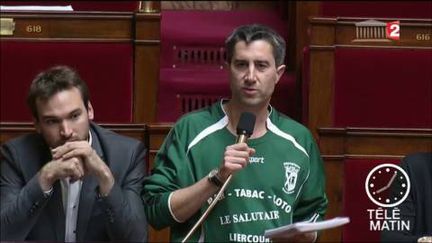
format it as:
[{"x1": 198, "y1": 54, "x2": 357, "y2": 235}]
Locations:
[{"x1": 143, "y1": 24, "x2": 328, "y2": 242}]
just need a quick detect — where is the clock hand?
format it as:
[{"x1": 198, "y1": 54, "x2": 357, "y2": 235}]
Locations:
[
  {"x1": 375, "y1": 172, "x2": 397, "y2": 194},
  {"x1": 386, "y1": 171, "x2": 398, "y2": 188},
  {"x1": 375, "y1": 185, "x2": 388, "y2": 194}
]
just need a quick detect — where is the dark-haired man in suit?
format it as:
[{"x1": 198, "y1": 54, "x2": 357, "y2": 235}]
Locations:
[
  {"x1": 381, "y1": 152, "x2": 432, "y2": 242},
  {"x1": 1, "y1": 65, "x2": 148, "y2": 241}
]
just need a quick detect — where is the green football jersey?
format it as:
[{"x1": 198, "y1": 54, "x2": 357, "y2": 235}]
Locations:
[{"x1": 143, "y1": 100, "x2": 328, "y2": 242}]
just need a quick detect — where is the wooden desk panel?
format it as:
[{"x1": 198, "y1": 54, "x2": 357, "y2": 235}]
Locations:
[
  {"x1": 146, "y1": 123, "x2": 172, "y2": 172},
  {"x1": 310, "y1": 17, "x2": 432, "y2": 47},
  {"x1": 134, "y1": 12, "x2": 161, "y2": 123},
  {"x1": 0, "y1": 122, "x2": 146, "y2": 145},
  {"x1": 1, "y1": 12, "x2": 133, "y2": 40}
]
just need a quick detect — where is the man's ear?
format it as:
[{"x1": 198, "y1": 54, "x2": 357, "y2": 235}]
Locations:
[
  {"x1": 87, "y1": 101, "x2": 94, "y2": 120},
  {"x1": 275, "y1": 64, "x2": 286, "y2": 85}
]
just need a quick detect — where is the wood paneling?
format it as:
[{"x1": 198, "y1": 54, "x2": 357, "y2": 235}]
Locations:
[
  {"x1": 145, "y1": 123, "x2": 172, "y2": 171},
  {"x1": 148, "y1": 227, "x2": 170, "y2": 243},
  {"x1": 134, "y1": 43, "x2": 160, "y2": 123},
  {"x1": 292, "y1": 2, "x2": 320, "y2": 120},
  {"x1": 0, "y1": 122, "x2": 146, "y2": 145},
  {"x1": 1, "y1": 12, "x2": 133, "y2": 40},
  {"x1": 135, "y1": 13, "x2": 160, "y2": 40},
  {"x1": 295, "y1": 2, "x2": 321, "y2": 68},
  {"x1": 320, "y1": 156, "x2": 344, "y2": 242},
  {"x1": 308, "y1": 47, "x2": 334, "y2": 138},
  {"x1": 310, "y1": 17, "x2": 432, "y2": 47},
  {"x1": 133, "y1": 12, "x2": 161, "y2": 123}
]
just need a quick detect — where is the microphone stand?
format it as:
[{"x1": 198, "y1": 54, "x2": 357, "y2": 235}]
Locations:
[{"x1": 182, "y1": 134, "x2": 249, "y2": 242}]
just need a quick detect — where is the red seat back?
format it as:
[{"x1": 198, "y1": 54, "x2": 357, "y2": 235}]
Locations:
[
  {"x1": 0, "y1": 41, "x2": 133, "y2": 122},
  {"x1": 333, "y1": 47, "x2": 432, "y2": 128}
]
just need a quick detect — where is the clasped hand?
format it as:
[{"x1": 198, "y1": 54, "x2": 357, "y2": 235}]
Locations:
[{"x1": 39, "y1": 141, "x2": 113, "y2": 194}]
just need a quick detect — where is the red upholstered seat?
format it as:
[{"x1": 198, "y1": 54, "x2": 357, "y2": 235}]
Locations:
[
  {"x1": 157, "y1": 10, "x2": 296, "y2": 122},
  {"x1": 333, "y1": 47, "x2": 432, "y2": 128},
  {"x1": 0, "y1": 41, "x2": 133, "y2": 123},
  {"x1": 320, "y1": 1, "x2": 432, "y2": 19},
  {"x1": 342, "y1": 158, "x2": 400, "y2": 242}
]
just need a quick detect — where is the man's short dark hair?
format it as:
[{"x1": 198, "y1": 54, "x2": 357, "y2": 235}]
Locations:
[
  {"x1": 225, "y1": 24, "x2": 286, "y2": 67},
  {"x1": 27, "y1": 65, "x2": 90, "y2": 120}
]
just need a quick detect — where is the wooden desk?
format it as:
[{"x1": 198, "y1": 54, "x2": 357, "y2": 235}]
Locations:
[{"x1": 0, "y1": 122, "x2": 146, "y2": 145}]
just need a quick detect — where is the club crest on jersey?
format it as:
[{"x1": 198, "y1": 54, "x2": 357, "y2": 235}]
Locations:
[{"x1": 283, "y1": 162, "x2": 300, "y2": 194}]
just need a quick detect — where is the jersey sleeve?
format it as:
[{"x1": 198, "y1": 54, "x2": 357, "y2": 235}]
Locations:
[
  {"x1": 293, "y1": 133, "x2": 328, "y2": 223},
  {"x1": 142, "y1": 125, "x2": 195, "y2": 229}
]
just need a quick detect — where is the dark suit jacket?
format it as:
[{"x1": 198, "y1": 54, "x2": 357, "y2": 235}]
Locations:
[
  {"x1": 0, "y1": 123, "x2": 148, "y2": 241},
  {"x1": 381, "y1": 152, "x2": 432, "y2": 242}
]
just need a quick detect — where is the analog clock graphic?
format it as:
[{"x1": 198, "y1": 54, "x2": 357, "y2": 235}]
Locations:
[{"x1": 365, "y1": 163, "x2": 410, "y2": 207}]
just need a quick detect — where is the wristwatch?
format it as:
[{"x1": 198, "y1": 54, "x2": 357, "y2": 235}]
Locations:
[{"x1": 208, "y1": 169, "x2": 224, "y2": 187}]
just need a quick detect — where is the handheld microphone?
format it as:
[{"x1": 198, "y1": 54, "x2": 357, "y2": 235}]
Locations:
[
  {"x1": 236, "y1": 111, "x2": 256, "y2": 144},
  {"x1": 182, "y1": 112, "x2": 256, "y2": 242}
]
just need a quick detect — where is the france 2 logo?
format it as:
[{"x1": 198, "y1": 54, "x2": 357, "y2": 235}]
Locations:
[{"x1": 386, "y1": 21, "x2": 400, "y2": 40}]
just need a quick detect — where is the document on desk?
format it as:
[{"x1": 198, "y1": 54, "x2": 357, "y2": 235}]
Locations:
[{"x1": 264, "y1": 217, "x2": 350, "y2": 239}]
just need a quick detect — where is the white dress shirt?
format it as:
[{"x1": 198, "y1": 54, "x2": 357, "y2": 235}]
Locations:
[{"x1": 60, "y1": 132, "x2": 92, "y2": 242}]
